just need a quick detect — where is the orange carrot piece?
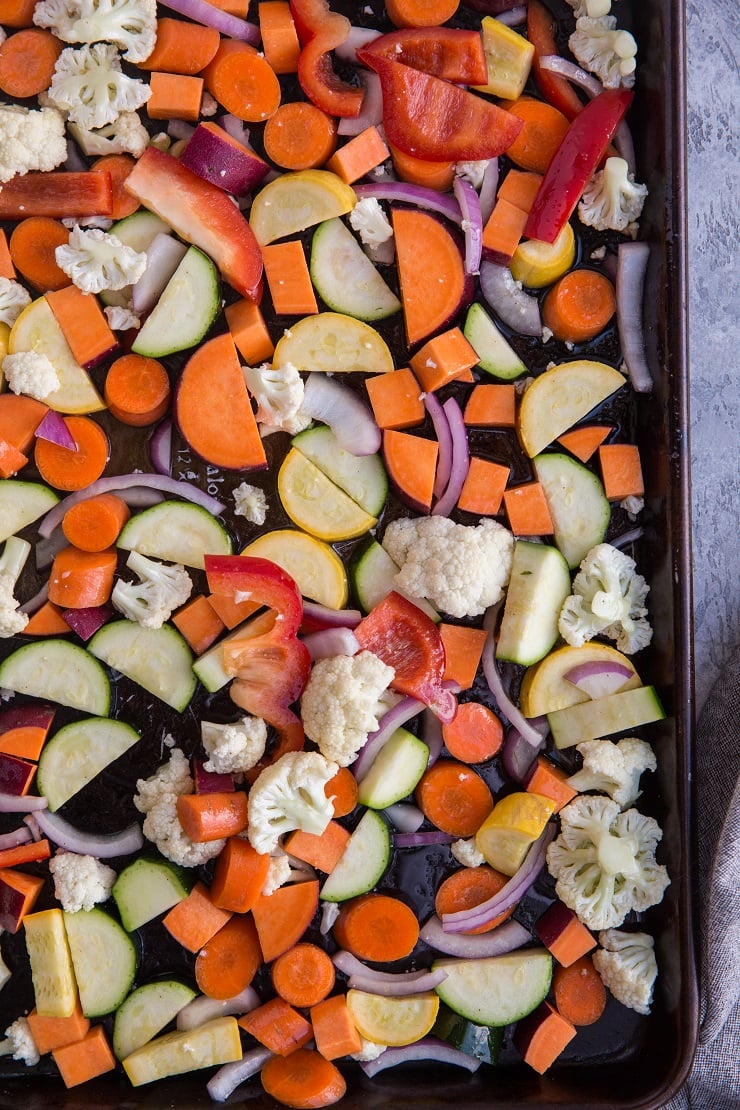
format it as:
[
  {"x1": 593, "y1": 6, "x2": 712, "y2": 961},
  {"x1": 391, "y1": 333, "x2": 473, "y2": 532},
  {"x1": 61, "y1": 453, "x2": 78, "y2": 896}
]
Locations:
[
  {"x1": 8, "y1": 217, "x2": 70, "y2": 292},
  {"x1": 496, "y1": 169, "x2": 544, "y2": 213},
  {"x1": 385, "y1": 0, "x2": 460, "y2": 29},
  {"x1": 505, "y1": 97, "x2": 571, "y2": 174},
  {"x1": 22, "y1": 601, "x2": 72, "y2": 636},
  {"x1": 52, "y1": 1024, "x2": 116, "y2": 1088},
  {"x1": 0, "y1": 28, "x2": 61, "y2": 98},
  {"x1": 34, "y1": 415, "x2": 110, "y2": 492},
  {"x1": 283, "y1": 820, "x2": 351, "y2": 874},
  {"x1": 325, "y1": 766, "x2": 358, "y2": 819},
  {"x1": 434, "y1": 864, "x2": 514, "y2": 933},
  {"x1": 104, "y1": 353, "x2": 171, "y2": 427},
  {"x1": 415, "y1": 759, "x2": 493, "y2": 837},
  {"x1": 225, "y1": 298, "x2": 275, "y2": 363},
  {"x1": 513, "y1": 1000, "x2": 577, "y2": 1074},
  {"x1": 439, "y1": 623, "x2": 488, "y2": 690},
  {"x1": 542, "y1": 268, "x2": 616, "y2": 343},
  {"x1": 0, "y1": 839, "x2": 50, "y2": 869},
  {"x1": 482, "y1": 197, "x2": 530, "y2": 262},
  {"x1": 140, "y1": 18, "x2": 220, "y2": 75},
  {"x1": 195, "y1": 912, "x2": 263, "y2": 999},
  {"x1": 209, "y1": 0, "x2": 249, "y2": 15},
  {"x1": 0, "y1": 439, "x2": 27, "y2": 478},
  {"x1": 201, "y1": 38, "x2": 257, "y2": 88},
  {"x1": 552, "y1": 956, "x2": 607, "y2": 1026},
  {"x1": 464, "y1": 383, "x2": 517, "y2": 428},
  {"x1": 45, "y1": 285, "x2": 118, "y2": 369},
  {"x1": 442, "y1": 700, "x2": 504, "y2": 763},
  {"x1": 389, "y1": 141, "x2": 456, "y2": 192},
  {"x1": 210, "y1": 837, "x2": 270, "y2": 914},
  {"x1": 382, "y1": 429, "x2": 438, "y2": 513},
  {"x1": 0, "y1": 0, "x2": 36, "y2": 28},
  {"x1": 272, "y1": 943, "x2": 335, "y2": 1009},
  {"x1": 172, "y1": 594, "x2": 225, "y2": 655},
  {"x1": 503, "y1": 482, "x2": 554, "y2": 536},
  {"x1": 326, "y1": 126, "x2": 390, "y2": 185},
  {"x1": 90, "y1": 154, "x2": 140, "y2": 220},
  {"x1": 162, "y1": 881, "x2": 233, "y2": 952},
  {"x1": 598, "y1": 443, "x2": 645, "y2": 500},
  {"x1": 457, "y1": 457, "x2": 510, "y2": 516},
  {"x1": 311, "y1": 994, "x2": 362, "y2": 1061},
  {"x1": 392, "y1": 207, "x2": 467, "y2": 346},
  {"x1": 207, "y1": 48, "x2": 281, "y2": 122},
  {"x1": 332, "y1": 893, "x2": 420, "y2": 962},
  {"x1": 263, "y1": 100, "x2": 338, "y2": 171},
  {"x1": 239, "y1": 996, "x2": 313, "y2": 1056},
  {"x1": 252, "y1": 880, "x2": 320, "y2": 963},
  {"x1": 0, "y1": 868, "x2": 45, "y2": 933},
  {"x1": 48, "y1": 546, "x2": 117, "y2": 610},
  {"x1": 557, "y1": 424, "x2": 611, "y2": 463},
  {"x1": 364, "y1": 367, "x2": 425, "y2": 430},
  {"x1": 535, "y1": 900, "x2": 597, "y2": 967},
  {"x1": 176, "y1": 791, "x2": 249, "y2": 843},
  {"x1": 259, "y1": 1, "x2": 301, "y2": 74},
  {"x1": 147, "y1": 72, "x2": 204, "y2": 121},
  {"x1": 409, "y1": 327, "x2": 478, "y2": 392},
  {"x1": 0, "y1": 229, "x2": 14, "y2": 279},
  {"x1": 0, "y1": 394, "x2": 48, "y2": 452},
  {"x1": 61, "y1": 493, "x2": 130, "y2": 553},
  {"x1": 262, "y1": 240, "x2": 318, "y2": 316},
  {"x1": 524, "y1": 756, "x2": 578, "y2": 813},
  {"x1": 27, "y1": 998, "x2": 90, "y2": 1055},
  {"x1": 206, "y1": 591, "x2": 260, "y2": 630},
  {"x1": 260, "y1": 1047, "x2": 347, "y2": 1108}
]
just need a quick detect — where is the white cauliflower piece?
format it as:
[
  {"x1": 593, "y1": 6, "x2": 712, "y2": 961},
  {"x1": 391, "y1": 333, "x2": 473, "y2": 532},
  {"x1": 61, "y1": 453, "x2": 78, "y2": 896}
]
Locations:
[
  {"x1": 451, "y1": 838, "x2": 485, "y2": 868},
  {"x1": 242, "y1": 361, "x2": 311, "y2": 436},
  {"x1": 351, "y1": 1038, "x2": 388, "y2": 1062},
  {"x1": 201, "y1": 716, "x2": 268, "y2": 775},
  {"x1": 578, "y1": 157, "x2": 648, "y2": 235},
  {"x1": 593, "y1": 928, "x2": 658, "y2": 1014},
  {"x1": 0, "y1": 1018, "x2": 39, "y2": 1066},
  {"x1": 567, "y1": 737, "x2": 657, "y2": 809},
  {"x1": 2, "y1": 352, "x2": 60, "y2": 402},
  {"x1": 261, "y1": 852, "x2": 293, "y2": 897},
  {"x1": 134, "y1": 747, "x2": 225, "y2": 867},
  {"x1": 547, "y1": 795, "x2": 670, "y2": 931},
  {"x1": 55, "y1": 226, "x2": 147, "y2": 293},
  {"x1": 112, "y1": 550, "x2": 192, "y2": 629},
  {"x1": 62, "y1": 215, "x2": 114, "y2": 231},
  {"x1": 0, "y1": 105, "x2": 67, "y2": 183},
  {"x1": 232, "y1": 482, "x2": 269, "y2": 525},
  {"x1": 455, "y1": 160, "x2": 489, "y2": 190},
  {"x1": 48, "y1": 852, "x2": 117, "y2": 913},
  {"x1": 247, "y1": 751, "x2": 338, "y2": 855},
  {"x1": 620, "y1": 495, "x2": 644, "y2": 517},
  {"x1": 34, "y1": 0, "x2": 157, "y2": 63},
  {"x1": 200, "y1": 90, "x2": 218, "y2": 117},
  {"x1": 67, "y1": 110, "x2": 150, "y2": 158},
  {"x1": 301, "y1": 650, "x2": 395, "y2": 767},
  {"x1": 382, "y1": 516, "x2": 514, "y2": 619},
  {"x1": 47, "y1": 43, "x2": 151, "y2": 129},
  {"x1": 565, "y1": 0, "x2": 612, "y2": 17},
  {"x1": 0, "y1": 538, "x2": 31, "y2": 639},
  {"x1": 348, "y1": 197, "x2": 394, "y2": 250},
  {"x1": 104, "y1": 304, "x2": 141, "y2": 331},
  {"x1": 558, "y1": 542, "x2": 652, "y2": 654},
  {"x1": 569, "y1": 15, "x2": 637, "y2": 88},
  {"x1": 0, "y1": 279, "x2": 31, "y2": 328}
]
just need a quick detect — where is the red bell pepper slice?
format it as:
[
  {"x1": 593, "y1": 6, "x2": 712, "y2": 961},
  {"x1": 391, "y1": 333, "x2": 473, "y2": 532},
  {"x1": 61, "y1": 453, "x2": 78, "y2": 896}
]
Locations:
[
  {"x1": 361, "y1": 28, "x2": 489, "y2": 86},
  {"x1": 290, "y1": 0, "x2": 364, "y2": 117},
  {"x1": 524, "y1": 88, "x2": 634, "y2": 244},
  {"x1": 0, "y1": 172, "x2": 113, "y2": 219},
  {"x1": 124, "y1": 148, "x2": 263, "y2": 302},
  {"x1": 357, "y1": 51, "x2": 523, "y2": 162},
  {"x1": 527, "y1": 0, "x2": 585, "y2": 122},
  {"x1": 354, "y1": 592, "x2": 457, "y2": 723}
]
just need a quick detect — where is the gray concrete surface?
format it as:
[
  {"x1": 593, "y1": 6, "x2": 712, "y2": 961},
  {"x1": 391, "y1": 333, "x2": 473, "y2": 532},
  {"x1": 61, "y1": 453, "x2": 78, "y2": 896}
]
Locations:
[{"x1": 686, "y1": 0, "x2": 739, "y2": 711}]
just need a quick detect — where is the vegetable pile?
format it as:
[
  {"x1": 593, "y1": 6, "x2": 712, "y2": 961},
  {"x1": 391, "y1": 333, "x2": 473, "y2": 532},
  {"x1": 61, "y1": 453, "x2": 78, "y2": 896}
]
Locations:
[{"x1": 0, "y1": 0, "x2": 670, "y2": 1103}]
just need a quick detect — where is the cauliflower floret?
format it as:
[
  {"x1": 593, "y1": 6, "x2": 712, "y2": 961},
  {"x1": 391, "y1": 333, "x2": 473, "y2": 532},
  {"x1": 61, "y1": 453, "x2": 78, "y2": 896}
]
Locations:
[
  {"x1": 0, "y1": 1018, "x2": 39, "y2": 1066},
  {"x1": 301, "y1": 650, "x2": 395, "y2": 767},
  {"x1": 0, "y1": 537, "x2": 31, "y2": 639},
  {"x1": 620, "y1": 495, "x2": 644, "y2": 517},
  {"x1": 569, "y1": 15, "x2": 637, "y2": 88},
  {"x1": 232, "y1": 482, "x2": 269, "y2": 526},
  {"x1": 2, "y1": 351, "x2": 60, "y2": 404},
  {"x1": 200, "y1": 90, "x2": 218, "y2": 117},
  {"x1": 134, "y1": 747, "x2": 225, "y2": 867},
  {"x1": 0, "y1": 104, "x2": 67, "y2": 183},
  {"x1": 201, "y1": 716, "x2": 268, "y2": 775},
  {"x1": 61, "y1": 215, "x2": 113, "y2": 231},
  {"x1": 261, "y1": 852, "x2": 293, "y2": 896},
  {"x1": 104, "y1": 304, "x2": 141, "y2": 331},
  {"x1": 34, "y1": 0, "x2": 157, "y2": 63},
  {"x1": 451, "y1": 838, "x2": 485, "y2": 868},
  {"x1": 55, "y1": 226, "x2": 147, "y2": 294},
  {"x1": 47, "y1": 42, "x2": 151, "y2": 130},
  {"x1": 67, "y1": 110, "x2": 150, "y2": 158},
  {"x1": 0, "y1": 279, "x2": 31, "y2": 328},
  {"x1": 455, "y1": 160, "x2": 489, "y2": 190},
  {"x1": 247, "y1": 751, "x2": 338, "y2": 856},
  {"x1": 558, "y1": 542, "x2": 652, "y2": 654},
  {"x1": 242, "y1": 361, "x2": 311, "y2": 436},
  {"x1": 351, "y1": 1038, "x2": 388, "y2": 1062},
  {"x1": 546, "y1": 795, "x2": 670, "y2": 931},
  {"x1": 593, "y1": 928, "x2": 658, "y2": 1014},
  {"x1": 348, "y1": 197, "x2": 394, "y2": 251},
  {"x1": 382, "y1": 516, "x2": 514, "y2": 619},
  {"x1": 112, "y1": 550, "x2": 192, "y2": 629},
  {"x1": 567, "y1": 737, "x2": 657, "y2": 809},
  {"x1": 565, "y1": 0, "x2": 612, "y2": 17},
  {"x1": 48, "y1": 851, "x2": 117, "y2": 913},
  {"x1": 578, "y1": 157, "x2": 648, "y2": 235}
]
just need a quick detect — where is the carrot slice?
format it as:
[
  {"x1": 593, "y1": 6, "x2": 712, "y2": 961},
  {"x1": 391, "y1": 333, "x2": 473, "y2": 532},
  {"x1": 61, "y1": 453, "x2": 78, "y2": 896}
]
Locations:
[
  {"x1": 27, "y1": 998, "x2": 90, "y2": 1055},
  {"x1": 163, "y1": 881, "x2": 233, "y2": 952},
  {"x1": 90, "y1": 154, "x2": 140, "y2": 220},
  {"x1": 0, "y1": 28, "x2": 62, "y2": 98},
  {"x1": 239, "y1": 995, "x2": 313, "y2": 1056},
  {"x1": 597, "y1": 443, "x2": 645, "y2": 500},
  {"x1": 9, "y1": 217, "x2": 71, "y2": 292},
  {"x1": 263, "y1": 101, "x2": 338, "y2": 171},
  {"x1": 332, "y1": 893, "x2": 420, "y2": 962},
  {"x1": 385, "y1": 0, "x2": 460, "y2": 28},
  {"x1": 556, "y1": 424, "x2": 611, "y2": 463},
  {"x1": 207, "y1": 49, "x2": 281, "y2": 122},
  {"x1": 442, "y1": 700, "x2": 504, "y2": 763},
  {"x1": 415, "y1": 759, "x2": 493, "y2": 837},
  {"x1": 271, "y1": 943, "x2": 335, "y2": 1009},
  {"x1": 542, "y1": 268, "x2": 616, "y2": 343},
  {"x1": 382, "y1": 429, "x2": 438, "y2": 513},
  {"x1": 210, "y1": 836, "x2": 270, "y2": 914},
  {"x1": 409, "y1": 327, "x2": 478, "y2": 392},
  {"x1": 505, "y1": 97, "x2": 571, "y2": 174},
  {"x1": 171, "y1": 595, "x2": 225, "y2": 656},
  {"x1": 283, "y1": 820, "x2": 351, "y2": 874},
  {"x1": 260, "y1": 1048, "x2": 347, "y2": 1109},
  {"x1": 552, "y1": 956, "x2": 607, "y2": 1026},
  {"x1": 325, "y1": 766, "x2": 358, "y2": 819},
  {"x1": 262, "y1": 240, "x2": 318, "y2": 316},
  {"x1": 48, "y1": 547, "x2": 117, "y2": 609},
  {"x1": 0, "y1": 439, "x2": 27, "y2": 478},
  {"x1": 225, "y1": 298, "x2": 275, "y2": 364},
  {"x1": 503, "y1": 482, "x2": 554, "y2": 536},
  {"x1": 0, "y1": 0, "x2": 37, "y2": 28},
  {"x1": 147, "y1": 72, "x2": 204, "y2": 122},
  {"x1": 34, "y1": 416, "x2": 110, "y2": 492},
  {"x1": 140, "y1": 18, "x2": 220, "y2": 75},
  {"x1": 22, "y1": 601, "x2": 72, "y2": 636},
  {"x1": 513, "y1": 1000, "x2": 577, "y2": 1074},
  {"x1": 389, "y1": 141, "x2": 456, "y2": 192},
  {"x1": 175, "y1": 791, "x2": 249, "y2": 842},
  {"x1": 310, "y1": 994, "x2": 362, "y2": 1061},
  {"x1": 0, "y1": 229, "x2": 14, "y2": 279},
  {"x1": 434, "y1": 865, "x2": 514, "y2": 933},
  {"x1": 439, "y1": 624, "x2": 488, "y2": 690},
  {"x1": 365, "y1": 367, "x2": 425, "y2": 430},
  {"x1": 457, "y1": 457, "x2": 510, "y2": 516},
  {"x1": 259, "y1": 2, "x2": 301, "y2": 75},
  {"x1": 252, "y1": 880, "x2": 320, "y2": 963},
  {"x1": 194, "y1": 913, "x2": 262, "y2": 999},
  {"x1": 0, "y1": 394, "x2": 48, "y2": 452},
  {"x1": 61, "y1": 494, "x2": 130, "y2": 553},
  {"x1": 0, "y1": 839, "x2": 50, "y2": 868},
  {"x1": 392, "y1": 207, "x2": 468, "y2": 346},
  {"x1": 52, "y1": 1025, "x2": 116, "y2": 1088},
  {"x1": 104, "y1": 353, "x2": 171, "y2": 427},
  {"x1": 326, "y1": 126, "x2": 390, "y2": 185},
  {"x1": 45, "y1": 285, "x2": 118, "y2": 369}
]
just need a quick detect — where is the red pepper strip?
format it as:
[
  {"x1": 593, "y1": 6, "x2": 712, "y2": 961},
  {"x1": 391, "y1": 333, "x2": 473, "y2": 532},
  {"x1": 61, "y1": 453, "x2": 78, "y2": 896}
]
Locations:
[
  {"x1": 354, "y1": 592, "x2": 457, "y2": 723},
  {"x1": 357, "y1": 51, "x2": 523, "y2": 162},
  {"x1": 0, "y1": 172, "x2": 113, "y2": 219},
  {"x1": 361, "y1": 28, "x2": 489, "y2": 86},
  {"x1": 524, "y1": 88, "x2": 634, "y2": 244},
  {"x1": 290, "y1": 0, "x2": 364, "y2": 117},
  {"x1": 527, "y1": 0, "x2": 585, "y2": 122},
  {"x1": 289, "y1": 0, "x2": 332, "y2": 45}
]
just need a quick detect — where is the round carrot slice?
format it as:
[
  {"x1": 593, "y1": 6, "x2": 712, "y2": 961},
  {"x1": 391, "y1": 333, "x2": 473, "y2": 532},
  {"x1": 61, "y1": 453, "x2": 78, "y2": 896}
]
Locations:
[
  {"x1": 415, "y1": 759, "x2": 494, "y2": 837},
  {"x1": 34, "y1": 415, "x2": 109, "y2": 491},
  {"x1": 9, "y1": 217, "x2": 71, "y2": 293},
  {"x1": 435, "y1": 865, "x2": 515, "y2": 933}
]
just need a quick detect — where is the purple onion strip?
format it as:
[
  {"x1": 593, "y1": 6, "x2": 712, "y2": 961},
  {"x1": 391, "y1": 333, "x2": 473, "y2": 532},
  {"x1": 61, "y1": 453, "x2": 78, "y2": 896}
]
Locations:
[
  {"x1": 478, "y1": 157, "x2": 499, "y2": 225},
  {"x1": 453, "y1": 175, "x2": 483, "y2": 276},
  {"x1": 0, "y1": 826, "x2": 33, "y2": 851},
  {"x1": 481, "y1": 605, "x2": 546, "y2": 746},
  {"x1": 335, "y1": 25, "x2": 381, "y2": 64},
  {"x1": 219, "y1": 114, "x2": 250, "y2": 147},
  {"x1": 178, "y1": 986, "x2": 259, "y2": 1031},
  {"x1": 424, "y1": 391, "x2": 453, "y2": 500},
  {"x1": 384, "y1": 802, "x2": 424, "y2": 833},
  {"x1": 394, "y1": 830, "x2": 455, "y2": 848},
  {"x1": 347, "y1": 967, "x2": 448, "y2": 997},
  {"x1": 421, "y1": 707, "x2": 443, "y2": 767},
  {"x1": 302, "y1": 627, "x2": 360, "y2": 661},
  {"x1": 617, "y1": 242, "x2": 653, "y2": 393},
  {"x1": 19, "y1": 582, "x2": 49, "y2": 616},
  {"x1": 496, "y1": 4, "x2": 527, "y2": 25},
  {"x1": 338, "y1": 70, "x2": 383, "y2": 137},
  {"x1": 432, "y1": 398, "x2": 470, "y2": 517},
  {"x1": 354, "y1": 182, "x2": 462, "y2": 225},
  {"x1": 0, "y1": 793, "x2": 48, "y2": 813},
  {"x1": 207, "y1": 1046, "x2": 273, "y2": 1103},
  {"x1": 611, "y1": 526, "x2": 645, "y2": 550},
  {"x1": 149, "y1": 419, "x2": 172, "y2": 477},
  {"x1": 160, "y1": 0, "x2": 259, "y2": 42},
  {"x1": 352, "y1": 695, "x2": 424, "y2": 782},
  {"x1": 501, "y1": 724, "x2": 545, "y2": 784},
  {"x1": 32, "y1": 809, "x2": 143, "y2": 856},
  {"x1": 332, "y1": 949, "x2": 438, "y2": 987},
  {"x1": 360, "y1": 1036, "x2": 481, "y2": 1078},
  {"x1": 420, "y1": 914, "x2": 531, "y2": 958},
  {"x1": 301, "y1": 600, "x2": 362, "y2": 629}
]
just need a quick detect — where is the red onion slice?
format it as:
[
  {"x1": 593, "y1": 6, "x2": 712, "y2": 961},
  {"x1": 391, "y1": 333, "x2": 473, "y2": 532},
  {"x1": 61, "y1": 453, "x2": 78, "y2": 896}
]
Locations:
[
  {"x1": 178, "y1": 986, "x2": 259, "y2": 1031},
  {"x1": 62, "y1": 604, "x2": 112, "y2": 642},
  {"x1": 420, "y1": 914, "x2": 531, "y2": 957},
  {"x1": 38, "y1": 473, "x2": 226, "y2": 538},
  {"x1": 564, "y1": 660, "x2": 634, "y2": 698},
  {"x1": 118, "y1": 486, "x2": 167, "y2": 509},
  {"x1": 432, "y1": 398, "x2": 470, "y2": 517},
  {"x1": 160, "y1": 0, "x2": 259, "y2": 42},
  {"x1": 611, "y1": 526, "x2": 644, "y2": 550},
  {"x1": 354, "y1": 182, "x2": 462, "y2": 226},
  {"x1": 35, "y1": 409, "x2": 77, "y2": 450},
  {"x1": 302, "y1": 627, "x2": 360, "y2": 661},
  {"x1": 35, "y1": 528, "x2": 68, "y2": 570},
  {"x1": 19, "y1": 582, "x2": 49, "y2": 615},
  {"x1": 617, "y1": 242, "x2": 653, "y2": 393},
  {"x1": 301, "y1": 373, "x2": 381, "y2": 455},
  {"x1": 352, "y1": 695, "x2": 424, "y2": 782},
  {"x1": 335, "y1": 25, "x2": 381, "y2": 63},
  {"x1": 207, "y1": 1046, "x2": 273, "y2": 1103},
  {"x1": 131, "y1": 233, "x2": 188, "y2": 315},
  {"x1": 149, "y1": 419, "x2": 172, "y2": 477},
  {"x1": 32, "y1": 809, "x2": 143, "y2": 856},
  {"x1": 453, "y1": 176, "x2": 483, "y2": 276},
  {"x1": 0, "y1": 826, "x2": 33, "y2": 850},
  {"x1": 320, "y1": 901, "x2": 341, "y2": 935},
  {"x1": 301, "y1": 601, "x2": 362, "y2": 629},
  {"x1": 479, "y1": 262, "x2": 542, "y2": 336},
  {"x1": 219, "y1": 114, "x2": 251, "y2": 148},
  {"x1": 0, "y1": 793, "x2": 48, "y2": 813},
  {"x1": 424, "y1": 391, "x2": 453, "y2": 500},
  {"x1": 482, "y1": 607, "x2": 545, "y2": 747},
  {"x1": 478, "y1": 157, "x2": 499, "y2": 225},
  {"x1": 384, "y1": 802, "x2": 424, "y2": 832},
  {"x1": 167, "y1": 119, "x2": 196, "y2": 142},
  {"x1": 442, "y1": 824, "x2": 556, "y2": 933},
  {"x1": 501, "y1": 723, "x2": 546, "y2": 784},
  {"x1": 394, "y1": 830, "x2": 455, "y2": 848},
  {"x1": 332, "y1": 951, "x2": 447, "y2": 996},
  {"x1": 496, "y1": 4, "x2": 527, "y2": 24},
  {"x1": 338, "y1": 71, "x2": 383, "y2": 137},
  {"x1": 421, "y1": 708, "x2": 443, "y2": 767},
  {"x1": 360, "y1": 1036, "x2": 481, "y2": 1078}
]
